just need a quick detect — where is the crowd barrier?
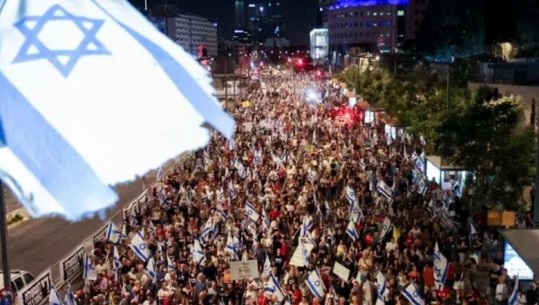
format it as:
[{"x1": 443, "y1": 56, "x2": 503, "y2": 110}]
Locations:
[{"x1": 15, "y1": 153, "x2": 194, "y2": 305}]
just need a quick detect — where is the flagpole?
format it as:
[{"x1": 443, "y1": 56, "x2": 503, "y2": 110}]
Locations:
[{"x1": 0, "y1": 182, "x2": 10, "y2": 289}]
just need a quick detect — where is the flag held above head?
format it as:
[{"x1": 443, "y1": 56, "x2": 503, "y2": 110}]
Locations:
[{"x1": 0, "y1": 0, "x2": 235, "y2": 221}]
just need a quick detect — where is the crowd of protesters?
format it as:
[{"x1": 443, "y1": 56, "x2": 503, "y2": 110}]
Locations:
[{"x1": 77, "y1": 71, "x2": 539, "y2": 305}]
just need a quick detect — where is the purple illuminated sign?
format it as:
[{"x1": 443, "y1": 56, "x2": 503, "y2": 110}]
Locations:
[{"x1": 329, "y1": 0, "x2": 409, "y2": 10}]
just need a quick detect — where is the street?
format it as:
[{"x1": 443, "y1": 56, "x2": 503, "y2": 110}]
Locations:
[{"x1": 2, "y1": 173, "x2": 155, "y2": 276}]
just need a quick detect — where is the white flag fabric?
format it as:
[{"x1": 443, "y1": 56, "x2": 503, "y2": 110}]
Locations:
[
  {"x1": 264, "y1": 274, "x2": 285, "y2": 301},
  {"x1": 130, "y1": 231, "x2": 150, "y2": 262},
  {"x1": 146, "y1": 257, "x2": 156, "y2": 281},
  {"x1": 346, "y1": 220, "x2": 359, "y2": 241},
  {"x1": 380, "y1": 217, "x2": 394, "y2": 239},
  {"x1": 263, "y1": 254, "x2": 272, "y2": 276},
  {"x1": 105, "y1": 221, "x2": 122, "y2": 244},
  {"x1": 306, "y1": 269, "x2": 325, "y2": 299},
  {"x1": 113, "y1": 246, "x2": 121, "y2": 271},
  {"x1": 402, "y1": 283, "x2": 425, "y2": 305},
  {"x1": 82, "y1": 252, "x2": 96, "y2": 281},
  {"x1": 64, "y1": 283, "x2": 77, "y2": 305},
  {"x1": 191, "y1": 239, "x2": 206, "y2": 265},
  {"x1": 49, "y1": 286, "x2": 62, "y2": 305},
  {"x1": 377, "y1": 180, "x2": 393, "y2": 200},
  {"x1": 0, "y1": 0, "x2": 234, "y2": 221},
  {"x1": 245, "y1": 201, "x2": 260, "y2": 222},
  {"x1": 345, "y1": 185, "x2": 357, "y2": 204},
  {"x1": 376, "y1": 271, "x2": 387, "y2": 305},
  {"x1": 433, "y1": 242, "x2": 448, "y2": 289},
  {"x1": 509, "y1": 276, "x2": 519, "y2": 305}
]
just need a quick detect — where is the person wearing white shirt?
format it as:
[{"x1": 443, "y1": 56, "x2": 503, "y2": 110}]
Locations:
[{"x1": 495, "y1": 275, "x2": 509, "y2": 305}]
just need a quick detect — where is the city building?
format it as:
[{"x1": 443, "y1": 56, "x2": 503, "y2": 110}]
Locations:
[
  {"x1": 237, "y1": 1, "x2": 285, "y2": 45},
  {"x1": 310, "y1": 29, "x2": 329, "y2": 63},
  {"x1": 404, "y1": 0, "x2": 428, "y2": 40},
  {"x1": 319, "y1": 0, "x2": 337, "y2": 27},
  {"x1": 165, "y1": 14, "x2": 218, "y2": 57},
  {"x1": 327, "y1": 0, "x2": 409, "y2": 54},
  {"x1": 235, "y1": 0, "x2": 247, "y2": 28}
]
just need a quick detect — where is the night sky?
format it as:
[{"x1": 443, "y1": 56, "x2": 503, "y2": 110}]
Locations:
[{"x1": 175, "y1": 0, "x2": 319, "y2": 45}]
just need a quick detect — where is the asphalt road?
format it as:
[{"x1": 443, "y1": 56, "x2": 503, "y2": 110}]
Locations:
[{"x1": 1, "y1": 173, "x2": 156, "y2": 276}]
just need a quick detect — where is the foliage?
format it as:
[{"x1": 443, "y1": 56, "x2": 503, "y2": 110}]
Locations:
[{"x1": 436, "y1": 85, "x2": 535, "y2": 210}]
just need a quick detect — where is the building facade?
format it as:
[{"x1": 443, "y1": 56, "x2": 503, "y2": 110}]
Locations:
[
  {"x1": 233, "y1": 1, "x2": 285, "y2": 45},
  {"x1": 310, "y1": 29, "x2": 329, "y2": 63},
  {"x1": 404, "y1": 0, "x2": 428, "y2": 40},
  {"x1": 166, "y1": 14, "x2": 218, "y2": 57}
]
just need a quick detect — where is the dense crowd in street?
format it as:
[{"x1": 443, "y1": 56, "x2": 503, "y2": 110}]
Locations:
[{"x1": 77, "y1": 71, "x2": 538, "y2": 305}]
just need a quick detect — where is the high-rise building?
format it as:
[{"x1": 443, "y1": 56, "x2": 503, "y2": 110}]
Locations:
[
  {"x1": 404, "y1": 0, "x2": 428, "y2": 40},
  {"x1": 166, "y1": 14, "x2": 218, "y2": 57},
  {"x1": 326, "y1": 0, "x2": 410, "y2": 53},
  {"x1": 238, "y1": 1, "x2": 285, "y2": 45},
  {"x1": 235, "y1": 0, "x2": 246, "y2": 28},
  {"x1": 319, "y1": 0, "x2": 337, "y2": 27}
]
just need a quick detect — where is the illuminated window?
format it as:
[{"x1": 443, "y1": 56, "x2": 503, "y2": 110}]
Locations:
[{"x1": 397, "y1": 10, "x2": 404, "y2": 16}]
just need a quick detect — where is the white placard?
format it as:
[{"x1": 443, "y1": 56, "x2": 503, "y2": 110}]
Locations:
[
  {"x1": 333, "y1": 262, "x2": 350, "y2": 281},
  {"x1": 229, "y1": 260, "x2": 259, "y2": 280}
]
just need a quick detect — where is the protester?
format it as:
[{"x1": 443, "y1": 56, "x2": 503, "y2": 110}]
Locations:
[{"x1": 78, "y1": 71, "x2": 520, "y2": 305}]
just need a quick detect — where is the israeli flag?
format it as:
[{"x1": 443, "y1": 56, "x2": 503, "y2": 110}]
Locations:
[
  {"x1": 64, "y1": 283, "x2": 77, "y2": 305},
  {"x1": 346, "y1": 220, "x2": 359, "y2": 241},
  {"x1": 380, "y1": 217, "x2": 394, "y2": 240},
  {"x1": 130, "y1": 231, "x2": 150, "y2": 262},
  {"x1": 191, "y1": 239, "x2": 206, "y2": 265},
  {"x1": 306, "y1": 269, "x2": 325, "y2": 299},
  {"x1": 225, "y1": 232, "x2": 239, "y2": 260},
  {"x1": 264, "y1": 274, "x2": 285, "y2": 301},
  {"x1": 263, "y1": 254, "x2": 272, "y2": 276},
  {"x1": 414, "y1": 152, "x2": 426, "y2": 173},
  {"x1": 376, "y1": 271, "x2": 387, "y2": 305},
  {"x1": 0, "y1": 0, "x2": 234, "y2": 221},
  {"x1": 345, "y1": 185, "x2": 358, "y2": 205},
  {"x1": 105, "y1": 221, "x2": 123, "y2": 244},
  {"x1": 377, "y1": 180, "x2": 393, "y2": 200},
  {"x1": 145, "y1": 257, "x2": 156, "y2": 281},
  {"x1": 401, "y1": 283, "x2": 425, "y2": 305},
  {"x1": 199, "y1": 218, "x2": 215, "y2": 244},
  {"x1": 245, "y1": 201, "x2": 260, "y2": 222},
  {"x1": 82, "y1": 252, "x2": 96, "y2": 280},
  {"x1": 509, "y1": 276, "x2": 519, "y2": 305},
  {"x1": 113, "y1": 246, "x2": 121, "y2": 271},
  {"x1": 49, "y1": 286, "x2": 62, "y2": 305},
  {"x1": 433, "y1": 242, "x2": 448, "y2": 289},
  {"x1": 349, "y1": 200, "x2": 363, "y2": 223}
]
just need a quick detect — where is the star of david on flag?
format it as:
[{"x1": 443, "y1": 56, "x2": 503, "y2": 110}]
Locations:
[
  {"x1": 0, "y1": 0, "x2": 234, "y2": 221},
  {"x1": 306, "y1": 269, "x2": 325, "y2": 299}
]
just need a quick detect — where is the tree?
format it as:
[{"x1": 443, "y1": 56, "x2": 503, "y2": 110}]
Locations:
[{"x1": 436, "y1": 85, "x2": 535, "y2": 210}]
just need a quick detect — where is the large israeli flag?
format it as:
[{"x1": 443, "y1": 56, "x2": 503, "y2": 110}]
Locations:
[{"x1": 0, "y1": 0, "x2": 234, "y2": 221}]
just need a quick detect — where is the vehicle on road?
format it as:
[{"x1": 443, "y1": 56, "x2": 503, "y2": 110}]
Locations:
[{"x1": 0, "y1": 270, "x2": 35, "y2": 294}]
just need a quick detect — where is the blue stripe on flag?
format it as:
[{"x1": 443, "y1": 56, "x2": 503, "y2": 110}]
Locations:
[
  {"x1": 402, "y1": 287, "x2": 422, "y2": 305},
  {"x1": 306, "y1": 278, "x2": 323, "y2": 299},
  {"x1": 91, "y1": 0, "x2": 234, "y2": 139},
  {"x1": 0, "y1": 72, "x2": 117, "y2": 218}
]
